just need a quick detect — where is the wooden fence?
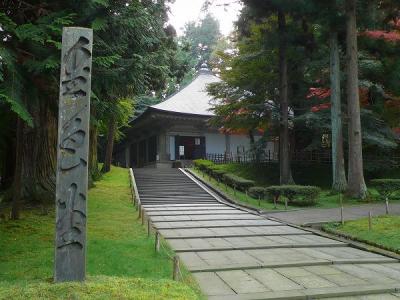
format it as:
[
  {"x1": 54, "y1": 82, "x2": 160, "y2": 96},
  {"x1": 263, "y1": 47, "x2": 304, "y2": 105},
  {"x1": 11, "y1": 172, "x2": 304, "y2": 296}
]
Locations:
[{"x1": 205, "y1": 151, "x2": 400, "y2": 165}]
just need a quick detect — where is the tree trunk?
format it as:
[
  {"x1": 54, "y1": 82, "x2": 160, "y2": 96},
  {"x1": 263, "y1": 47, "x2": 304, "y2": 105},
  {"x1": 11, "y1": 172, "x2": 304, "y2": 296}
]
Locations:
[
  {"x1": 10, "y1": 117, "x2": 23, "y2": 220},
  {"x1": 102, "y1": 116, "x2": 116, "y2": 173},
  {"x1": 88, "y1": 124, "x2": 99, "y2": 187},
  {"x1": 330, "y1": 30, "x2": 347, "y2": 192},
  {"x1": 278, "y1": 11, "x2": 292, "y2": 185},
  {"x1": 21, "y1": 101, "x2": 57, "y2": 203},
  {"x1": 345, "y1": 0, "x2": 367, "y2": 199}
]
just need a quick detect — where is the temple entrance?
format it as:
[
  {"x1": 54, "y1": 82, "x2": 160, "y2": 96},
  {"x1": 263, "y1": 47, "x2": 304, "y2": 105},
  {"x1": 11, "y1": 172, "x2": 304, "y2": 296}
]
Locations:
[{"x1": 175, "y1": 136, "x2": 205, "y2": 160}]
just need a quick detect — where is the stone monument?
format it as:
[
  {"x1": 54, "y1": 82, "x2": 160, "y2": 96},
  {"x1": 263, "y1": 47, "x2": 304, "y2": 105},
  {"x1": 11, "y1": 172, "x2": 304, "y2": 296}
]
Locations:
[{"x1": 54, "y1": 27, "x2": 93, "y2": 282}]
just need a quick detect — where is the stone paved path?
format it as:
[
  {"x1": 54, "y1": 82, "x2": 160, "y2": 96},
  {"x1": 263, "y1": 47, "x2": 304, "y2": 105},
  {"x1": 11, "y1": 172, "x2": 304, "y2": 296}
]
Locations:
[
  {"x1": 134, "y1": 168, "x2": 400, "y2": 300},
  {"x1": 263, "y1": 204, "x2": 400, "y2": 226}
]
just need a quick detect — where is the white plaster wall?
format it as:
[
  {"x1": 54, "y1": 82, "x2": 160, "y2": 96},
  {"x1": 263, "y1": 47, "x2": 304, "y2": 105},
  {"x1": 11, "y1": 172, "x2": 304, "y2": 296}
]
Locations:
[
  {"x1": 205, "y1": 133, "x2": 226, "y2": 154},
  {"x1": 230, "y1": 135, "x2": 253, "y2": 154}
]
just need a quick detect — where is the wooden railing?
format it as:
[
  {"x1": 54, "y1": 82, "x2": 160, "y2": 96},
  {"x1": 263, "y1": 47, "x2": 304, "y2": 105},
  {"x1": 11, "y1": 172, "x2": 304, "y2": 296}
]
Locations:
[{"x1": 129, "y1": 168, "x2": 141, "y2": 209}]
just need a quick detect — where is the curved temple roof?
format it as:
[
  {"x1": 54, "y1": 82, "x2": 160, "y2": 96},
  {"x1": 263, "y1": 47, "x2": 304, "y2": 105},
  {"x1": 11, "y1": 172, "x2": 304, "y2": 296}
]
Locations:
[{"x1": 150, "y1": 69, "x2": 220, "y2": 116}]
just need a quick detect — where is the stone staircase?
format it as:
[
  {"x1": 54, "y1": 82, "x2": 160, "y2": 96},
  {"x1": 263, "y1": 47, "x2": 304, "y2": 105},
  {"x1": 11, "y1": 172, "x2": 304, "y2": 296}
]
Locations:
[{"x1": 133, "y1": 168, "x2": 400, "y2": 300}]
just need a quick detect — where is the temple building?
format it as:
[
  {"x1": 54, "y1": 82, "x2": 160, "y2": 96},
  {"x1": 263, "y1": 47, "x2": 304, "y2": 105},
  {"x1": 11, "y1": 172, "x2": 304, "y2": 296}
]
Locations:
[{"x1": 114, "y1": 66, "x2": 274, "y2": 168}]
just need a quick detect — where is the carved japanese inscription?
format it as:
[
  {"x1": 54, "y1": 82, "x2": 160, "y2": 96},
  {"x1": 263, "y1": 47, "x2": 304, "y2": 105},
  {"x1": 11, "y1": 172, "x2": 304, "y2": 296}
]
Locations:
[{"x1": 55, "y1": 27, "x2": 92, "y2": 282}]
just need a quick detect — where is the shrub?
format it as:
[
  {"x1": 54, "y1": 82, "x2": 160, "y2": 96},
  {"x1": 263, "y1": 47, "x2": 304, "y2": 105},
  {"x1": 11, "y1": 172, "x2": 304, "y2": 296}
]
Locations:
[
  {"x1": 248, "y1": 187, "x2": 266, "y2": 199},
  {"x1": 209, "y1": 167, "x2": 227, "y2": 181},
  {"x1": 193, "y1": 159, "x2": 214, "y2": 172},
  {"x1": 265, "y1": 185, "x2": 320, "y2": 206},
  {"x1": 223, "y1": 173, "x2": 255, "y2": 191},
  {"x1": 370, "y1": 179, "x2": 400, "y2": 199}
]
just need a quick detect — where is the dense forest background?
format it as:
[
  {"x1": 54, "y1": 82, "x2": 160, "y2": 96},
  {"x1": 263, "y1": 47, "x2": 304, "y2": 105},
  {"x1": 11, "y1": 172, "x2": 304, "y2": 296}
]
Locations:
[
  {"x1": 1, "y1": 0, "x2": 400, "y2": 218},
  {"x1": 0, "y1": 0, "x2": 222, "y2": 218}
]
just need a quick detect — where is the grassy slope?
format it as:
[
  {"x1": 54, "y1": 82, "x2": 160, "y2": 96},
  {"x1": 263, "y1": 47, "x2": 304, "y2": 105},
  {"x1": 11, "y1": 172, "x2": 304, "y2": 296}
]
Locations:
[
  {"x1": 0, "y1": 166, "x2": 201, "y2": 299},
  {"x1": 323, "y1": 216, "x2": 400, "y2": 253},
  {"x1": 192, "y1": 163, "x2": 387, "y2": 210}
]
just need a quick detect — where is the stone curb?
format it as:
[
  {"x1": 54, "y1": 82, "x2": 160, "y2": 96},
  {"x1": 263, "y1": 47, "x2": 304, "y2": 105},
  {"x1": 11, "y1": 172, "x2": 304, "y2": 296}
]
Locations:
[{"x1": 207, "y1": 284, "x2": 400, "y2": 300}]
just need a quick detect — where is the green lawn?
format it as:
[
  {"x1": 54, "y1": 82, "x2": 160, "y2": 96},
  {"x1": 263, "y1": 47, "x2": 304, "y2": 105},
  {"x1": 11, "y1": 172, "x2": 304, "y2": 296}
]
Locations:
[
  {"x1": 0, "y1": 166, "x2": 201, "y2": 299},
  {"x1": 323, "y1": 216, "x2": 400, "y2": 253},
  {"x1": 190, "y1": 166, "x2": 386, "y2": 211}
]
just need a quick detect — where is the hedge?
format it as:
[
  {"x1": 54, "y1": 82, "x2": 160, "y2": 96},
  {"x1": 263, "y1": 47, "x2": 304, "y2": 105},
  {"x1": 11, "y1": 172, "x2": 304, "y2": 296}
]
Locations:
[
  {"x1": 223, "y1": 173, "x2": 255, "y2": 191},
  {"x1": 370, "y1": 179, "x2": 400, "y2": 199},
  {"x1": 265, "y1": 185, "x2": 320, "y2": 206},
  {"x1": 193, "y1": 159, "x2": 214, "y2": 172},
  {"x1": 248, "y1": 187, "x2": 266, "y2": 199},
  {"x1": 209, "y1": 167, "x2": 227, "y2": 181}
]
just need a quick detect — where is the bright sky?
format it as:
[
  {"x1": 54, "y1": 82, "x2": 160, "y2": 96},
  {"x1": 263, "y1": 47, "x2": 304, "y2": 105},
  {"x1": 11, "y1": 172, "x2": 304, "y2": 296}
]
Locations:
[{"x1": 168, "y1": 0, "x2": 242, "y2": 36}]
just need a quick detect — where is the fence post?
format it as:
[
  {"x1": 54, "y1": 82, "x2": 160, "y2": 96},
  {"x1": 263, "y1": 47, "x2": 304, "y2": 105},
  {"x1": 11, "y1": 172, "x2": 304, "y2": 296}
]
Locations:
[
  {"x1": 385, "y1": 197, "x2": 389, "y2": 215},
  {"x1": 339, "y1": 193, "x2": 344, "y2": 225},
  {"x1": 340, "y1": 206, "x2": 344, "y2": 225},
  {"x1": 147, "y1": 218, "x2": 151, "y2": 237},
  {"x1": 368, "y1": 211, "x2": 372, "y2": 230},
  {"x1": 155, "y1": 231, "x2": 160, "y2": 252},
  {"x1": 284, "y1": 198, "x2": 288, "y2": 210},
  {"x1": 173, "y1": 256, "x2": 180, "y2": 281}
]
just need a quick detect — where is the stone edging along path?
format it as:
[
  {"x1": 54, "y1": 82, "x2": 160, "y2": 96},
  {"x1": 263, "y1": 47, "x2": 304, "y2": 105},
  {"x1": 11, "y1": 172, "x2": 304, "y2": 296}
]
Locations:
[{"x1": 132, "y1": 168, "x2": 400, "y2": 300}]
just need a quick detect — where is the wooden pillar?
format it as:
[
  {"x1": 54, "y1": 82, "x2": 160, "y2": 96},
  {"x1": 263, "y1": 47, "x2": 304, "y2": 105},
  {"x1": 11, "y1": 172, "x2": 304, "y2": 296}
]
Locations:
[{"x1": 55, "y1": 27, "x2": 93, "y2": 282}]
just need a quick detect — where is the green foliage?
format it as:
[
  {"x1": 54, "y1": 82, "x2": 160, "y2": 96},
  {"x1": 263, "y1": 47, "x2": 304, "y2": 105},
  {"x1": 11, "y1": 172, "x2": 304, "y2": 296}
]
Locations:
[
  {"x1": 222, "y1": 173, "x2": 255, "y2": 191},
  {"x1": 0, "y1": 93, "x2": 33, "y2": 128},
  {"x1": 193, "y1": 159, "x2": 215, "y2": 172},
  {"x1": 265, "y1": 185, "x2": 321, "y2": 206},
  {"x1": 248, "y1": 186, "x2": 266, "y2": 199},
  {"x1": 182, "y1": 13, "x2": 221, "y2": 66},
  {"x1": 370, "y1": 179, "x2": 400, "y2": 200},
  {"x1": 209, "y1": 167, "x2": 228, "y2": 181}
]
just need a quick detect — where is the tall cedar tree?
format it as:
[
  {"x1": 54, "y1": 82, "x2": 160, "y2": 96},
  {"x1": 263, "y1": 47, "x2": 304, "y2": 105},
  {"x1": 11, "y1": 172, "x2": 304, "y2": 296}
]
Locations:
[{"x1": 345, "y1": 0, "x2": 368, "y2": 198}]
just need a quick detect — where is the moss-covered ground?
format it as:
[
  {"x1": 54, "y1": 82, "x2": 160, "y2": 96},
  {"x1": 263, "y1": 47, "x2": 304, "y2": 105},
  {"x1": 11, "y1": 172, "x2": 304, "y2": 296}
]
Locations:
[
  {"x1": 323, "y1": 215, "x2": 400, "y2": 253},
  {"x1": 0, "y1": 166, "x2": 201, "y2": 299}
]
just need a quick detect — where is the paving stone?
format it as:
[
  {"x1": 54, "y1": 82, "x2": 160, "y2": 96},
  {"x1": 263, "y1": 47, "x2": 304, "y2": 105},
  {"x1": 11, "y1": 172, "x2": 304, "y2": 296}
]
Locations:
[
  {"x1": 217, "y1": 270, "x2": 270, "y2": 294},
  {"x1": 153, "y1": 219, "x2": 281, "y2": 229},
  {"x1": 246, "y1": 269, "x2": 303, "y2": 291},
  {"x1": 322, "y1": 273, "x2": 368, "y2": 287},
  {"x1": 325, "y1": 295, "x2": 400, "y2": 300},
  {"x1": 275, "y1": 267, "x2": 313, "y2": 278},
  {"x1": 303, "y1": 265, "x2": 343, "y2": 276},
  {"x1": 291, "y1": 275, "x2": 338, "y2": 288},
  {"x1": 334, "y1": 264, "x2": 398, "y2": 284},
  {"x1": 360, "y1": 264, "x2": 400, "y2": 280},
  {"x1": 193, "y1": 272, "x2": 235, "y2": 296},
  {"x1": 177, "y1": 252, "x2": 204, "y2": 268}
]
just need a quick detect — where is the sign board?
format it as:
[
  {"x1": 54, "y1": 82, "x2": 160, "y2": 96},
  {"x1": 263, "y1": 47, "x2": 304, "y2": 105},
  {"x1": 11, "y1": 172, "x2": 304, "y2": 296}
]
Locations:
[{"x1": 179, "y1": 146, "x2": 185, "y2": 156}]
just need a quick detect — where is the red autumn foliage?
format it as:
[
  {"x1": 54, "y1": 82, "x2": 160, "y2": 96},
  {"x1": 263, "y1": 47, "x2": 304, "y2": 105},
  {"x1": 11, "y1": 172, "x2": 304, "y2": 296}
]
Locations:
[
  {"x1": 311, "y1": 103, "x2": 331, "y2": 112},
  {"x1": 307, "y1": 87, "x2": 331, "y2": 99},
  {"x1": 362, "y1": 30, "x2": 400, "y2": 42}
]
